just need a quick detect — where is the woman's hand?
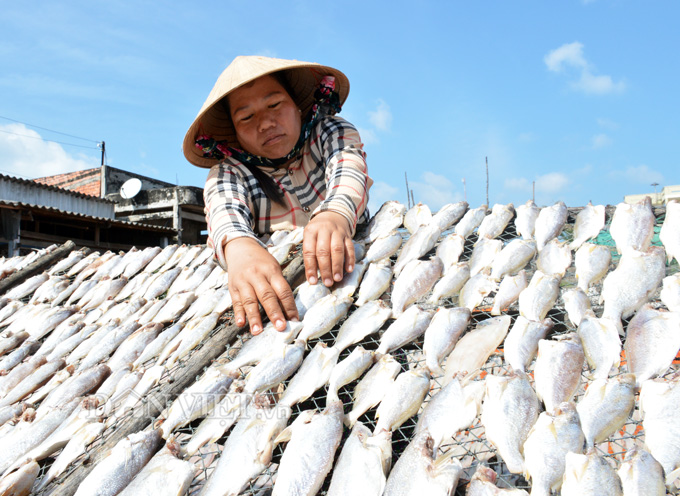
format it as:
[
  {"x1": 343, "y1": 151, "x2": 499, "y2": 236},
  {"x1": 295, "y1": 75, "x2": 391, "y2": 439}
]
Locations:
[
  {"x1": 303, "y1": 211, "x2": 355, "y2": 287},
  {"x1": 225, "y1": 237, "x2": 299, "y2": 335}
]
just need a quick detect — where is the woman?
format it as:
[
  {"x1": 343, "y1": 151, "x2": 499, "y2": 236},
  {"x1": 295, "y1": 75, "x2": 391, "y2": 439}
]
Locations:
[{"x1": 184, "y1": 55, "x2": 372, "y2": 335}]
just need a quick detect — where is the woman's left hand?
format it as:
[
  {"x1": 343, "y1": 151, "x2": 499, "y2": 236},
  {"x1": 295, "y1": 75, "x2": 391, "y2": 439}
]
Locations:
[{"x1": 302, "y1": 211, "x2": 355, "y2": 287}]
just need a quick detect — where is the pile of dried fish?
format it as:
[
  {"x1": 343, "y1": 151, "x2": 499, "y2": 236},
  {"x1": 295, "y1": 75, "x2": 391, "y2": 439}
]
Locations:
[{"x1": 0, "y1": 196, "x2": 677, "y2": 495}]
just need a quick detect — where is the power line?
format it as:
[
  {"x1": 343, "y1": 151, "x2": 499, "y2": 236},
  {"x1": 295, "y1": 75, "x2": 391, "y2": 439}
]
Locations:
[
  {"x1": 0, "y1": 129, "x2": 100, "y2": 150},
  {"x1": 0, "y1": 115, "x2": 99, "y2": 143}
]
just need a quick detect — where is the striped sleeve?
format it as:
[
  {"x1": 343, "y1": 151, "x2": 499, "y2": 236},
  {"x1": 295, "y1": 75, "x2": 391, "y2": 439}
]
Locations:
[
  {"x1": 203, "y1": 163, "x2": 265, "y2": 269},
  {"x1": 312, "y1": 116, "x2": 372, "y2": 234}
]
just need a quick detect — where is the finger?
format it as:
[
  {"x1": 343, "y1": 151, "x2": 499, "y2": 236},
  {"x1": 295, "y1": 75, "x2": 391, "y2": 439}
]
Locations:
[
  {"x1": 302, "y1": 229, "x2": 320, "y2": 285},
  {"x1": 330, "y1": 231, "x2": 346, "y2": 282},
  {"x1": 230, "y1": 287, "x2": 247, "y2": 328},
  {"x1": 254, "y1": 281, "x2": 288, "y2": 332},
  {"x1": 238, "y1": 284, "x2": 264, "y2": 335},
  {"x1": 271, "y1": 276, "x2": 299, "y2": 325},
  {"x1": 314, "y1": 231, "x2": 334, "y2": 287},
  {"x1": 344, "y1": 237, "x2": 356, "y2": 273}
]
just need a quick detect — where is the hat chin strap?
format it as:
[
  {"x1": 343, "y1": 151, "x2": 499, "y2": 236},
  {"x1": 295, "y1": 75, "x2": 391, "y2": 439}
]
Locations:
[{"x1": 194, "y1": 76, "x2": 341, "y2": 168}]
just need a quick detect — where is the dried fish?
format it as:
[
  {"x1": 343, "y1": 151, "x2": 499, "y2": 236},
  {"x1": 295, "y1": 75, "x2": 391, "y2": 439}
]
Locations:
[
  {"x1": 491, "y1": 270, "x2": 528, "y2": 316},
  {"x1": 376, "y1": 305, "x2": 434, "y2": 355},
  {"x1": 391, "y1": 257, "x2": 443, "y2": 316},
  {"x1": 428, "y1": 261, "x2": 470, "y2": 305},
  {"x1": 503, "y1": 316, "x2": 552, "y2": 373},
  {"x1": 514, "y1": 200, "x2": 540, "y2": 240},
  {"x1": 346, "y1": 354, "x2": 401, "y2": 428},
  {"x1": 355, "y1": 260, "x2": 392, "y2": 306},
  {"x1": 333, "y1": 299, "x2": 392, "y2": 352},
  {"x1": 534, "y1": 201, "x2": 567, "y2": 251},
  {"x1": 404, "y1": 202, "x2": 432, "y2": 234},
  {"x1": 660, "y1": 199, "x2": 680, "y2": 264},
  {"x1": 393, "y1": 223, "x2": 442, "y2": 276},
  {"x1": 374, "y1": 367, "x2": 430, "y2": 433},
  {"x1": 364, "y1": 230, "x2": 403, "y2": 264},
  {"x1": 574, "y1": 242, "x2": 611, "y2": 291},
  {"x1": 431, "y1": 201, "x2": 468, "y2": 231},
  {"x1": 73, "y1": 429, "x2": 163, "y2": 496},
  {"x1": 609, "y1": 196, "x2": 655, "y2": 254},
  {"x1": 577, "y1": 310, "x2": 621, "y2": 379},
  {"x1": 489, "y1": 239, "x2": 536, "y2": 282},
  {"x1": 455, "y1": 204, "x2": 487, "y2": 239},
  {"x1": 533, "y1": 334, "x2": 584, "y2": 414},
  {"x1": 423, "y1": 306, "x2": 471, "y2": 375},
  {"x1": 569, "y1": 202, "x2": 605, "y2": 250},
  {"x1": 477, "y1": 203, "x2": 515, "y2": 240},
  {"x1": 576, "y1": 374, "x2": 635, "y2": 448},
  {"x1": 518, "y1": 270, "x2": 560, "y2": 321},
  {"x1": 482, "y1": 371, "x2": 540, "y2": 474},
  {"x1": 561, "y1": 450, "x2": 623, "y2": 496}
]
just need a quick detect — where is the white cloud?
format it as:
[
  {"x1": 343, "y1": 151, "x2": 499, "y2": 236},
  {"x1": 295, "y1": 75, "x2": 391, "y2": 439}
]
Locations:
[
  {"x1": 368, "y1": 99, "x2": 392, "y2": 132},
  {"x1": 572, "y1": 71, "x2": 625, "y2": 95},
  {"x1": 544, "y1": 42, "x2": 625, "y2": 95},
  {"x1": 623, "y1": 165, "x2": 664, "y2": 185},
  {"x1": 504, "y1": 172, "x2": 570, "y2": 195},
  {"x1": 408, "y1": 171, "x2": 463, "y2": 211},
  {"x1": 596, "y1": 118, "x2": 619, "y2": 130},
  {"x1": 591, "y1": 133, "x2": 612, "y2": 149},
  {"x1": 536, "y1": 172, "x2": 570, "y2": 193},
  {"x1": 0, "y1": 123, "x2": 98, "y2": 178},
  {"x1": 518, "y1": 132, "x2": 536, "y2": 143},
  {"x1": 367, "y1": 180, "x2": 400, "y2": 215},
  {"x1": 545, "y1": 42, "x2": 587, "y2": 72},
  {"x1": 357, "y1": 127, "x2": 378, "y2": 145}
]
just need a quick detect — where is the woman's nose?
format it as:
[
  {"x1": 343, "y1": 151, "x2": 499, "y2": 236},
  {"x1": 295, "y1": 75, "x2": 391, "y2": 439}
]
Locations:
[{"x1": 257, "y1": 112, "x2": 276, "y2": 132}]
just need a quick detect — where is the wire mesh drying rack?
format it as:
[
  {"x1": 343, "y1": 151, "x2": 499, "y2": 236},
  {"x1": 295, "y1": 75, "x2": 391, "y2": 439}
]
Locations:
[{"x1": 13, "y1": 204, "x2": 679, "y2": 495}]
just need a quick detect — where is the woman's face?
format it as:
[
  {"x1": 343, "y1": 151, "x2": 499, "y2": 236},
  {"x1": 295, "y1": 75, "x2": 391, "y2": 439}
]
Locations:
[{"x1": 228, "y1": 75, "x2": 302, "y2": 159}]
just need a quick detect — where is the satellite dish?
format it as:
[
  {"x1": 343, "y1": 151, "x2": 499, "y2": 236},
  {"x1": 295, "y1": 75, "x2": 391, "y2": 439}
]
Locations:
[{"x1": 120, "y1": 178, "x2": 142, "y2": 199}]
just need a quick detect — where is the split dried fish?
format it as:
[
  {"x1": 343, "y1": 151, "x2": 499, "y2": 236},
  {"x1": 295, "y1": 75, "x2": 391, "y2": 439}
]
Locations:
[
  {"x1": 298, "y1": 294, "x2": 352, "y2": 342},
  {"x1": 327, "y1": 422, "x2": 392, "y2": 496},
  {"x1": 428, "y1": 261, "x2": 470, "y2": 305},
  {"x1": 363, "y1": 230, "x2": 403, "y2": 264},
  {"x1": 576, "y1": 374, "x2": 635, "y2": 448},
  {"x1": 458, "y1": 269, "x2": 496, "y2": 311},
  {"x1": 533, "y1": 334, "x2": 584, "y2": 414},
  {"x1": 617, "y1": 447, "x2": 666, "y2": 496},
  {"x1": 577, "y1": 310, "x2": 621, "y2": 379},
  {"x1": 423, "y1": 306, "x2": 471, "y2": 375},
  {"x1": 272, "y1": 400, "x2": 344, "y2": 496},
  {"x1": 491, "y1": 270, "x2": 528, "y2": 316},
  {"x1": 514, "y1": 200, "x2": 540, "y2": 240},
  {"x1": 346, "y1": 354, "x2": 401, "y2": 428},
  {"x1": 574, "y1": 242, "x2": 611, "y2": 291},
  {"x1": 383, "y1": 431, "x2": 463, "y2": 496},
  {"x1": 660, "y1": 199, "x2": 680, "y2": 264},
  {"x1": 393, "y1": 223, "x2": 442, "y2": 276},
  {"x1": 374, "y1": 367, "x2": 430, "y2": 433},
  {"x1": 477, "y1": 203, "x2": 514, "y2": 240},
  {"x1": 443, "y1": 315, "x2": 511, "y2": 382},
  {"x1": 562, "y1": 287, "x2": 591, "y2": 327},
  {"x1": 294, "y1": 280, "x2": 331, "y2": 318},
  {"x1": 431, "y1": 201, "x2": 468, "y2": 231},
  {"x1": 73, "y1": 429, "x2": 163, "y2": 496},
  {"x1": 535, "y1": 238, "x2": 572, "y2": 277},
  {"x1": 561, "y1": 450, "x2": 623, "y2": 496},
  {"x1": 355, "y1": 260, "x2": 393, "y2": 306},
  {"x1": 609, "y1": 196, "x2": 655, "y2": 254},
  {"x1": 660, "y1": 273, "x2": 680, "y2": 311},
  {"x1": 522, "y1": 401, "x2": 584, "y2": 496},
  {"x1": 435, "y1": 233, "x2": 465, "y2": 270},
  {"x1": 363, "y1": 201, "x2": 406, "y2": 243},
  {"x1": 518, "y1": 270, "x2": 560, "y2": 322},
  {"x1": 333, "y1": 299, "x2": 392, "y2": 352},
  {"x1": 469, "y1": 237, "x2": 503, "y2": 276},
  {"x1": 489, "y1": 239, "x2": 536, "y2": 282},
  {"x1": 534, "y1": 201, "x2": 567, "y2": 251},
  {"x1": 404, "y1": 202, "x2": 432, "y2": 234},
  {"x1": 568, "y1": 202, "x2": 605, "y2": 250},
  {"x1": 455, "y1": 204, "x2": 488, "y2": 239},
  {"x1": 625, "y1": 304, "x2": 680, "y2": 385},
  {"x1": 481, "y1": 371, "x2": 540, "y2": 474}
]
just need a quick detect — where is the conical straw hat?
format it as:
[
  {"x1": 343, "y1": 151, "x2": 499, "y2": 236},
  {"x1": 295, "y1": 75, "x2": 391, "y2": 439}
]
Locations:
[{"x1": 183, "y1": 55, "x2": 349, "y2": 168}]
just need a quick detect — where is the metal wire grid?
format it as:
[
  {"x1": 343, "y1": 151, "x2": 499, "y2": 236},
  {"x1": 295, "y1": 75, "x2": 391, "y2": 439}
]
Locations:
[{"x1": 5, "y1": 204, "x2": 678, "y2": 495}]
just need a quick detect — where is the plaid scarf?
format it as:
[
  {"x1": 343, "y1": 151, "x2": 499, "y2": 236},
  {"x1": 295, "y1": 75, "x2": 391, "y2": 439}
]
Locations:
[{"x1": 195, "y1": 76, "x2": 342, "y2": 168}]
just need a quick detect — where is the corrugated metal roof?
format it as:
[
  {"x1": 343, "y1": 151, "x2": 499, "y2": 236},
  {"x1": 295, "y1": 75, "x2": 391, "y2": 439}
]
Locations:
[
  {"x1": 0, "y1": 199, "x2": 176, "y2": 232},
  {"x1": 0, "y1": 172, "x2": 113, "y2": 203}
]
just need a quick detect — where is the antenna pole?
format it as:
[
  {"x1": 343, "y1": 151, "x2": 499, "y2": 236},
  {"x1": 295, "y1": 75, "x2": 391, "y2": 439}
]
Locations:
[
  {"x1": 485, "y1": 156, "x2": 489, "y2": 206},
  {"x1": 405, "y1": 172, "x2": 411, "y2": 208},
  {"x1": 100, "y1": 141, "x2": 106, "y2": 166}
]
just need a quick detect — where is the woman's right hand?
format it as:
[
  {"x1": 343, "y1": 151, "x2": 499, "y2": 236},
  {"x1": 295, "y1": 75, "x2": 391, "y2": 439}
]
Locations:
[{"x1": 224, "y1": 237, "x2": 299, "y2": 335}]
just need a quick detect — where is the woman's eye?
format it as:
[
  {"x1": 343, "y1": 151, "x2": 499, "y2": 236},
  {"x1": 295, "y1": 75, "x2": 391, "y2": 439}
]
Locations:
[
  {"x1": 240, "y1": 114, "x2": 253, "y2": 122},
  {"x1": 269, "y1": 102, "x2": 281, "y2": 109}
]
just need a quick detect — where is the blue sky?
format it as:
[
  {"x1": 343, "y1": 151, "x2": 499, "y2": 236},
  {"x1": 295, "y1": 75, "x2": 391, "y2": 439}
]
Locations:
[{"x1": 1, "y1": 1, "x2": 677, "y2": 214}]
